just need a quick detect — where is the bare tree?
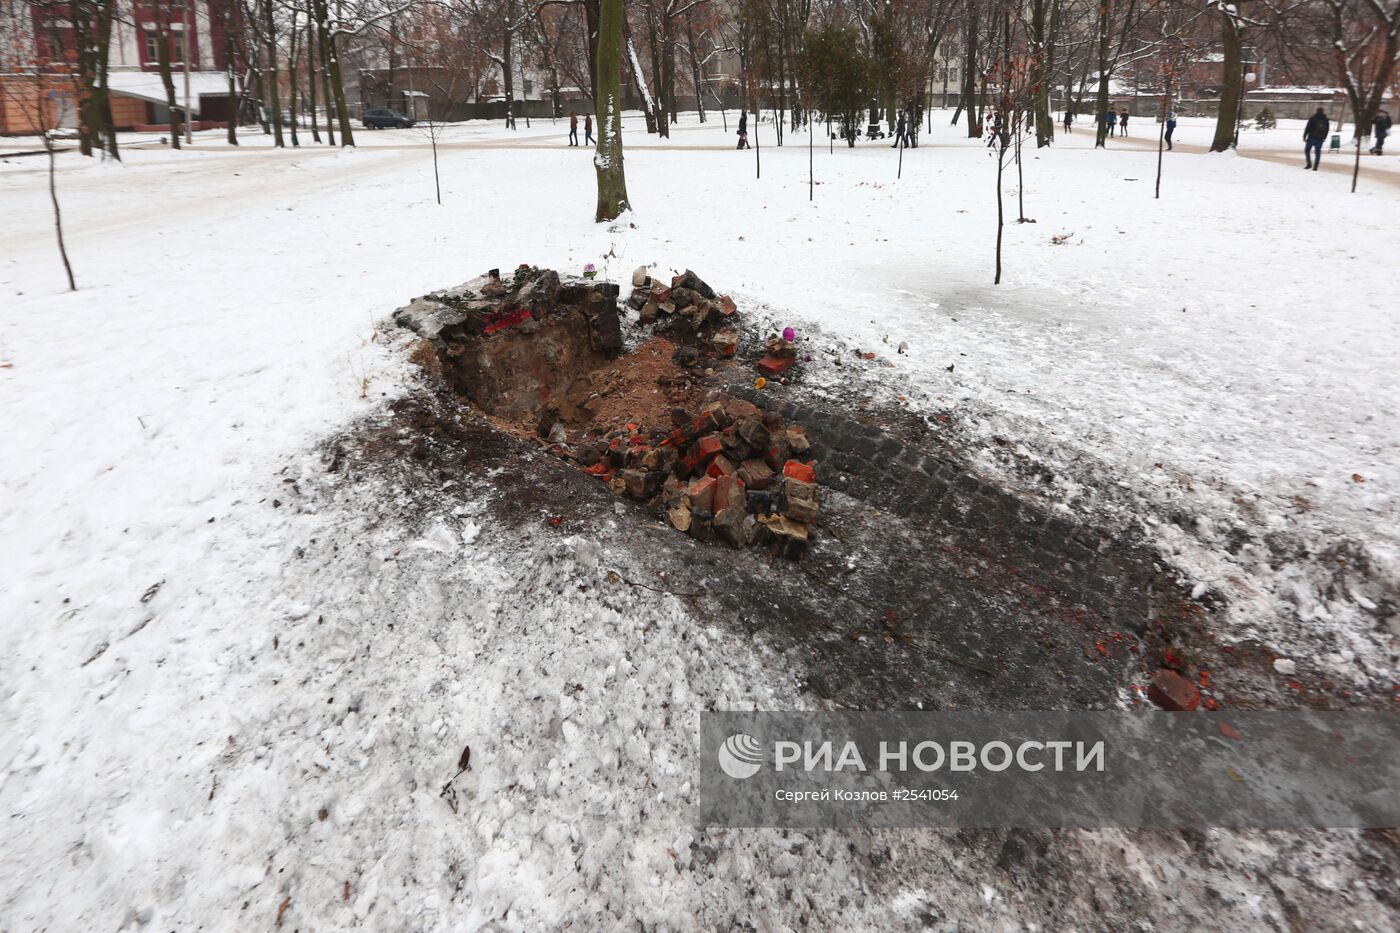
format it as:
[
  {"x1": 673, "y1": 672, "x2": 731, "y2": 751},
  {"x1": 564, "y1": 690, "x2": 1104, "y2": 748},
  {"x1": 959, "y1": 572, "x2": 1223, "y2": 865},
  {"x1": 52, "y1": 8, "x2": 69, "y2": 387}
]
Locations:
[{"x1": 594, "y1": 0, "x2": 630, "y2": 220}]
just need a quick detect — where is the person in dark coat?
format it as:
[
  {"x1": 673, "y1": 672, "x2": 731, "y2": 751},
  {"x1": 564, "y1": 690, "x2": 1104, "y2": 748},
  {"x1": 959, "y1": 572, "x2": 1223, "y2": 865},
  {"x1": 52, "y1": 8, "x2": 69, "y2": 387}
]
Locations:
[
  {"x1": 1104, "y1": 107, "x2": 1117, "y2": 138},
  {"x1": 584, "y1": 112, "x2": 594, "y2": 145},
  {"x1": 1304, "y1": 107, "x2": 1329, "y2": 170},
  {"x1": 1063, "y1": 110, "x2": 1073, "y2": 133},
  {"x1": 891, "y1": 111, "x2": 907, "y2": 147},
  {"x1": 1370, "y1": 109, "x2": 1391, "y2": 155},
  {"x1": 1118, "y1": 107, "x2": 1130, "y2": 136},
  {"x1": 1165, "y1": 111, "x2": 1177, "y2": 150},
  {"x1": 568, "y1": 112, "x2": 578, "y2": 147},
  {"x1": 737, "y1": 111, "x2": 750, "y2": 149}
]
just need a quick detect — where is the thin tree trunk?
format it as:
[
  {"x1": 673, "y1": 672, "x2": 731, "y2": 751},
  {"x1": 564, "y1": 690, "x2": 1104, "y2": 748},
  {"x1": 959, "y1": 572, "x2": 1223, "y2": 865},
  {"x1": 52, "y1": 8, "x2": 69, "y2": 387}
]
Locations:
[
  {"x1": 264, "y1": 0, "x2": 285, "y2": 147},
  {"x1": 46, "y1": 134, "x2": 76, "y2": 291},
  {"x1": 1094, "y1": 1, "x2": 1110, "y2": 148},
  {"x1": 593, "y1": 0, "x2": 630, "y2": 221},
  {"x1": 96, "y1": 1, "x2": 120, "y2": 159},
  {"x1": 155, "y1": 17, "x2": 182, "y2": 149},
  {"x1": 287, "y1": 14, "x2": 301, "y2": 146},
  {"x1": 306, "y1": 12, "x2": 319, "y2": 143},
  {"x1": 963, "y1": 12, "x2": 980, "y2": 137}
]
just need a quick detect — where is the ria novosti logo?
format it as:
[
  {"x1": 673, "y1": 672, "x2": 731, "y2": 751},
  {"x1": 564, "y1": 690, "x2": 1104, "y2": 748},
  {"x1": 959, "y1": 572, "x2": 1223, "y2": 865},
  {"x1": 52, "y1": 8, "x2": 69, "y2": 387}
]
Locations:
[{"x1": 717, "y1": 733, "x2": 764, "y2": 779}]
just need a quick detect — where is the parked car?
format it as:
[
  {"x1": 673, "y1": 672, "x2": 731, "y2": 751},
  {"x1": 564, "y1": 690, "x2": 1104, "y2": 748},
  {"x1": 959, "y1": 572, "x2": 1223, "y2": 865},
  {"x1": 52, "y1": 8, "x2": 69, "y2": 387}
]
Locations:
[{"x1": 362, "y1": 109, "x2": 415, "y2": 129}]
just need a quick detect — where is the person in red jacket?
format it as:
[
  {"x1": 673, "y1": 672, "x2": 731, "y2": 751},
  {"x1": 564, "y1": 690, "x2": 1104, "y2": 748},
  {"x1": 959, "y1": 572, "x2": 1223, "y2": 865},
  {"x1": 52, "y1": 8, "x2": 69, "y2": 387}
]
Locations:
[{"x1": 568, "y1": 112, "x2": 579, "y2": 147}]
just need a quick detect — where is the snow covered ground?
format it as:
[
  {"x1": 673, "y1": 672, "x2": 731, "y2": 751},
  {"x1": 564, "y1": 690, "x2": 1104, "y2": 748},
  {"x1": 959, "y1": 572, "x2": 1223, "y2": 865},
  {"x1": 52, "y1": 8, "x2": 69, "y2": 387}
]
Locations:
[{"x1": 2, "y1": 111, "x2": 1398, "y2": 929}]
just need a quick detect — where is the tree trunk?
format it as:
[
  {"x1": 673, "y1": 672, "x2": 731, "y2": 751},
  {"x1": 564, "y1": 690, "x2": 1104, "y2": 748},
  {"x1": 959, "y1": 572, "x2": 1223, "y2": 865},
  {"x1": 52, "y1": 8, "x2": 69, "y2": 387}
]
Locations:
[
  {"x1": 45, "y1": 134, "x2": 76, "y2": 290},
  {"x1": 155, "y1": 17, "x2": 182, "y2": 149},
  {"x1": 96, "y1": 2, "x2": 119, "y2": 159},
  {"x1": 263, "y1": 0, "x2": 285, "y2": 147},
  {"x1": 626, "y1": 29, "x2": 659, "y2": 134},
  {"x1": 1094, "y1": 0, "x2": 1110, "y2": 148},
  {"x1": 313, "y1": 0, "x2": 353, "y2": 145},
  {"x1": 287, "y1": 16, "x2": 301, "y2": 146},
  {"x1": 1209, "y1": 12, "x2": 1242, "y2": 152},
  {"x1": 226, "y1": 40, "x2": 240, "y2": 146},
  {"x1": 593, "y1": 0, "x2": 630, "y2": 221},
  {"x1": 963, "y1": 12, "x2": 980, "y2": 137},
  {"x1": 305, "y1": 13, "x2": 318, "y2": 144},
  {"x1": 502, "y1": 27, "x2": 516, "y2": 129},
  {"x1": 1031, "y1": 0, "x2": 1061, "y2": 147}
]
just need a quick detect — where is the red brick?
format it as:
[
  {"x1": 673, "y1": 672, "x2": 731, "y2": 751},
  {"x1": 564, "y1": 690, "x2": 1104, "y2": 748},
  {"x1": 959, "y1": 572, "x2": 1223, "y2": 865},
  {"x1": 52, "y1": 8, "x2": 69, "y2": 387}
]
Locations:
[
  {"x1": 1147, "y1": 669, "x2": 1201, "y2": 711},
  {"x1": 714, "y1": 474, "x2": 746, "y2": 512},
  {"x1": 707, "y1": 454, "x2": 737, "y2": 478},
  {"x1": 757, "y1": 355, "x2": 796, "y2": 376},
  {"x1": 687, "y1": 476, "x2": 716, "y2": 513},
  {"x1": 719, "y1": 295, "x2": 737, "y2": 315},
  {"x1": 783, "y1": 460, "x2": 816, "y2": 483},
  {"x1": 737, "y1": 459, "x2": 775, "y2": 490}
]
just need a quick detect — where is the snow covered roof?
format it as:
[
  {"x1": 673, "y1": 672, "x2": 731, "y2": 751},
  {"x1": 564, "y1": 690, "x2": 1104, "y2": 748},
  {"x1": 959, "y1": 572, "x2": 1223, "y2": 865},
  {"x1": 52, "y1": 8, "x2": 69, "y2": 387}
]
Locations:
[{"x1": 104, "y1": 71, "x2": 234, "y2": 114}]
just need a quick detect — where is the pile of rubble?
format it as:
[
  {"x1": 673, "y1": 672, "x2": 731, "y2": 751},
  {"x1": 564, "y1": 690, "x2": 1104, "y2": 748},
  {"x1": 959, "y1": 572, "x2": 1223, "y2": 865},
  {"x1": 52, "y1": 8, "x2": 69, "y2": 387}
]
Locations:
[
  {"x1": 393, "y1": 265, "x2": 623, "y2": 418},
  {"x1": 625, "y1": 268, "x2": 740, "y2": 369},
  {"x1": 553, "y1": 395, "x2": 820, "y2": 558},
  {"x1": 396, "y1": 264, "x2": 821, "y2": 558}
]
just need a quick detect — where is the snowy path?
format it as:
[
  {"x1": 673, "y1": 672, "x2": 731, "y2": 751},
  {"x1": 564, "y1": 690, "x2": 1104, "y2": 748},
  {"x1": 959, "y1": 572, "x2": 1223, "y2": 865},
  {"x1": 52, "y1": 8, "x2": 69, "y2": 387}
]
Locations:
[{"x1": 2, "y1": 112, "x2": 1398, "y2": 928}]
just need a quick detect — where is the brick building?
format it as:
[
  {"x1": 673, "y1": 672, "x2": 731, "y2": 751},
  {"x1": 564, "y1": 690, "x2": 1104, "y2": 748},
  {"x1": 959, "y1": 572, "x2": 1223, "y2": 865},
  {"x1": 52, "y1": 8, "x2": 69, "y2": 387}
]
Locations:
[{"x1": 0, "y1": 0, "x2": 242, "y2": 134}]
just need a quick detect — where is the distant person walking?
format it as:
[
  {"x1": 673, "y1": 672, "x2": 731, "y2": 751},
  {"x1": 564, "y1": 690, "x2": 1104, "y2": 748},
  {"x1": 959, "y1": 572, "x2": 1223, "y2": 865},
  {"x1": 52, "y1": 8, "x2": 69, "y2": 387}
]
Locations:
[
  {"x1": 737, "y1": 111, "x2": 750, "y2": 149},
  {"x1": 1303, "y1": 106, "x2": 1329, "y2": 170},
  {"x1": 891, "y1": 111, "x2": 907, "y2": 148},
  {"x1": 584, "y1": 112, "x2": 594, "y2": 146},
  {"x1": 568, "y1": 112, "x2": 579, "y2": 147},
  {"x1": 1118, "y1": 107, "x2": 1130, "y2": 136},
  {"x1": 1371, "y1": 109, "x2": 1391, "y2": 155},
  {"x1": 1165, "y1": 111, "x2": 1177, "y2": 150},
  {"x1": 1063, "y1": 110, "x2": 1073, "y2": 133},
  {"x1": 1104, "y1": 107, "x2": 1117, "y2": 138}
]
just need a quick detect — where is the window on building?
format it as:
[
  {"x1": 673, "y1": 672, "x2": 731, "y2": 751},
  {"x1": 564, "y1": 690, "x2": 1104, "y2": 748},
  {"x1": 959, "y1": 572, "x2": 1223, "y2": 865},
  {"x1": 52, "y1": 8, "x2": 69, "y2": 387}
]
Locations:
[
  {"x1": 523, "y1": 79, "x2": 533, "y2": 96},
  {"x1": 144, "y1": 31, "x2": 187, "y2": 65}
]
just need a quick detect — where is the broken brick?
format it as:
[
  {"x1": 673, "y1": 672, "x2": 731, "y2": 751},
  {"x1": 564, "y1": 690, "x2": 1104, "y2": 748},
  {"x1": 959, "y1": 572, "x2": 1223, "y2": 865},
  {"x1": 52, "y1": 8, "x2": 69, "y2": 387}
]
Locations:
[
  {"x1": 1147, "y1": 669, "x2": 1201, "y2": 711},
  {"x1": 707, "y1": 454, "x2": 737, "y2": 478},
  {"x1": 778, "y1": 477, "x2": 819, "y2": 524},
  {"x1": 686, "y1": 476, "x2": 716, "y2": 513},
  {"x1": 762, "y1": 514, "x2": 809, "y2": 559},
  {"x1": 737, "y1": 459, "x2": 775, "y2": 490},
  {"x1": 783, "y1": 460, "x2": 817, "y2": 483},
  {"x1": 712, "y1": 506, "x2": 748, "y2": 548},
  {"x1": 715, "y1": 474, "x2": 746, "y2": 513},
  {"x1": 757, "y1": 355, "x2": 796, "y2": 376}
]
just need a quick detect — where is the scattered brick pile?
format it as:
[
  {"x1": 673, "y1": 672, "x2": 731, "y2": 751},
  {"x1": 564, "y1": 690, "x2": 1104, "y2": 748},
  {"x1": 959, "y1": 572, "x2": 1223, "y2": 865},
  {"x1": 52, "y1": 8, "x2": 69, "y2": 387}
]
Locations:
[
  {"x1": 550, "y1": 395, "x2": 821, "y2": 559},
  {"x1": 625, "y1": 268, "x2": 739, "y2": 368}
]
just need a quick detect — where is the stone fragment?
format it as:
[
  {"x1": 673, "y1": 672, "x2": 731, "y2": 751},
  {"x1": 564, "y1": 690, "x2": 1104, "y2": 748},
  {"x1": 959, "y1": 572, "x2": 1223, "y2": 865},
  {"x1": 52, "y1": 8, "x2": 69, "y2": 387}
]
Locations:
[
  {"x1": 779, "y1": 477, "x2": 819, "y2": 524},
  {"x1": 1147, "y1": 670, "x2": 1201, "y2": 711},
  {"x1": 737, "y1": 459, "x2": 775, "y2": 490},
  {"x1": 763, "y1": 514, "x2": 809, "y2": 558},
  {"x1": 686, "y1": 476, "x2": 716, "y2": 514},
  {"x1": 632, "y1": 266, "x2": 649, "y2": 287},
  {"x1": 757, "y1": 356, "x2": 796, "y2": 376},
  {"x1": 714, "y1": 474, "x2": 746, "y2": 512},
  {"x1": 667, "y1": 503, "x2": 692, "y2": 532}
]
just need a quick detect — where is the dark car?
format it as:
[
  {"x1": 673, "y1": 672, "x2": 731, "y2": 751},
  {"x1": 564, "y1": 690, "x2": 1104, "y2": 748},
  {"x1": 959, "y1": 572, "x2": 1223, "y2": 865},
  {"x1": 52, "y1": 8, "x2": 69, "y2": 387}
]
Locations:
[{"x1": 362, "y1": 108, "x2": 415, "y2": 129}]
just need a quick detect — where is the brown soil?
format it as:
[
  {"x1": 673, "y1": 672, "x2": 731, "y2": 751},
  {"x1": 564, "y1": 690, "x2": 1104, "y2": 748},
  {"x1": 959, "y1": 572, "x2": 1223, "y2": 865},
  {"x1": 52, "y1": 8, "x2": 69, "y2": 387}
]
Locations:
[{"x1": 561, "y1": 336, "x2": 709, "y2": 430}]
